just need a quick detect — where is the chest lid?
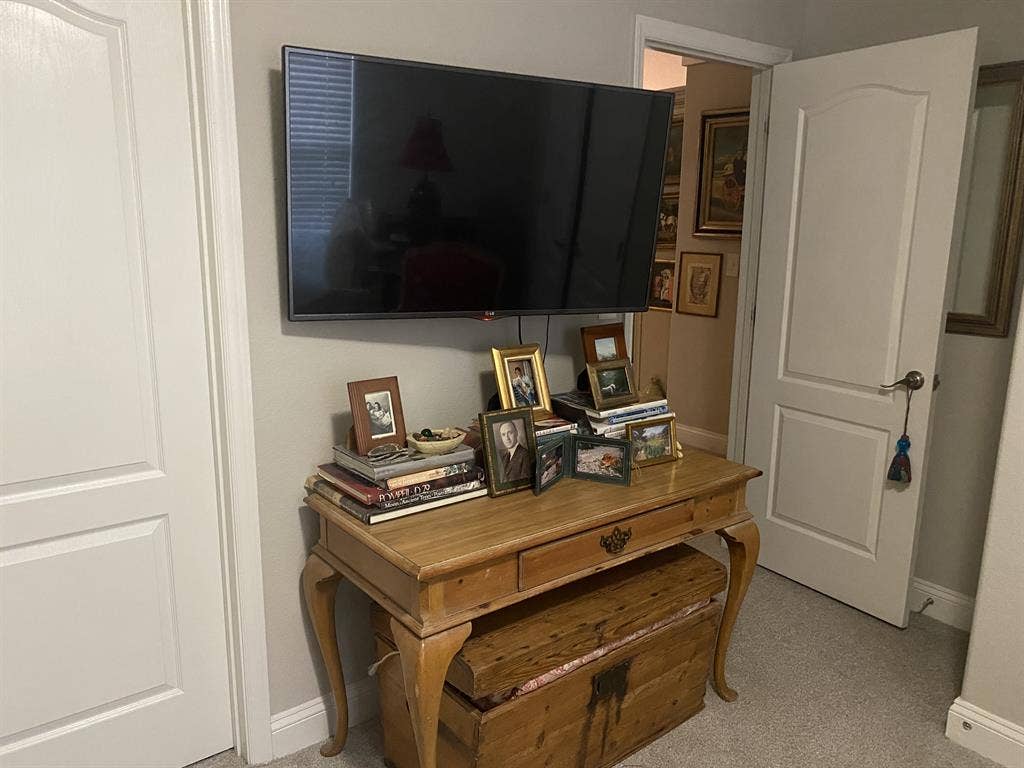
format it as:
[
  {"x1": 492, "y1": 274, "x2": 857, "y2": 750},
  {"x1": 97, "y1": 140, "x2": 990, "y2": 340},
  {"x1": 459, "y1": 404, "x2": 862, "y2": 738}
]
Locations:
[{"x1": 382, "y1": 544, "x2": 724, "y2": 700}]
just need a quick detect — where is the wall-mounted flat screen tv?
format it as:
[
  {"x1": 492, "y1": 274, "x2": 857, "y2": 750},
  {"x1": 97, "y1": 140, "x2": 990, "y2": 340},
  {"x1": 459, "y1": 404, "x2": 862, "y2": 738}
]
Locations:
[{"x1": 283, "y1": 46, "x2": 672, "y2": 320}]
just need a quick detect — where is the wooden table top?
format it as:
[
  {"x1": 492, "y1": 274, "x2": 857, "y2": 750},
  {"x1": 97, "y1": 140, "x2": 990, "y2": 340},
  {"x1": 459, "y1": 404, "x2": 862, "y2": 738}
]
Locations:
[{"x1": 306, "y1": 450, "x2": 761, "y2": 580}]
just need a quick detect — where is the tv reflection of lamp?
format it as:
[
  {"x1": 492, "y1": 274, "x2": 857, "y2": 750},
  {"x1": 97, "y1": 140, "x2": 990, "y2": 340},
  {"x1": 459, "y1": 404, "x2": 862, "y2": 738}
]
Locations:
[{"x1": 400, "y1": 116, "x2": 452, "y2": 234}]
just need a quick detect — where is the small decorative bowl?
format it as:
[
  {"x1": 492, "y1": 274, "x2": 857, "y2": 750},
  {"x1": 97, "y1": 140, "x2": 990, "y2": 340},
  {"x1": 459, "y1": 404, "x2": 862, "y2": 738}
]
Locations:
[{"x1": 407, "y1": 427, "x2": 467, "y2": 455}]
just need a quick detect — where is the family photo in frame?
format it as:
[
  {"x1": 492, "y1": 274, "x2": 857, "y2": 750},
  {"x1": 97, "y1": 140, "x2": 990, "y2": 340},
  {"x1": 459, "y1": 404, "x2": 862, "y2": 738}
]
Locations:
[
  {"x1": 347, "y1": 376, "x2": 406, "y2": 455},
  {"x1": 491, "y1": 344, "x2": 552, "y2": 415}
]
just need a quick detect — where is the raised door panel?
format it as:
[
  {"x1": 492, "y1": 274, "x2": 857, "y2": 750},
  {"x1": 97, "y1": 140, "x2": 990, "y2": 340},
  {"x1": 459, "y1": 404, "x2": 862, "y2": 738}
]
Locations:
[
  {"x1": 0, "y1": 0, "x2": 160, "y2": 495},
  {"x1": 782, "y1": 87, "x2": 926, "y2": 393},
  {"x1": 0, "y1": 518, "x2": 178, "y2": 742}
]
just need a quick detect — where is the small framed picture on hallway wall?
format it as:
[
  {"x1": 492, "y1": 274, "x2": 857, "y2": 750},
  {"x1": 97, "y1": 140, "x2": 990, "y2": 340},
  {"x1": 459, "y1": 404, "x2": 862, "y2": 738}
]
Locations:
[{"x1": 677, "y1": 252, "x2": 722, "y2": 317}]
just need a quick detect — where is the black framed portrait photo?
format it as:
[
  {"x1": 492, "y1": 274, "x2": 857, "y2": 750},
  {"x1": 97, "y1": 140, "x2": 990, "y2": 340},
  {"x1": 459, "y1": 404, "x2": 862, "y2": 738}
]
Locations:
[{"x1": 479, "y1": 407, "x2": 538, "y2": 497}]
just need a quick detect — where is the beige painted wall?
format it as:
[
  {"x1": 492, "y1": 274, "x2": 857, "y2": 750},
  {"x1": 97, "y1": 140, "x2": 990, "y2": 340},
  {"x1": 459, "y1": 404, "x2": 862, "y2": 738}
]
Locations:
[
  {"x1": 642, "y1": 48, "x2": 687, "y2": 90},
  {"x1": 229, "y1": 0, "x2": 805, "y2": 716},
  {"x1": 666, "y1": 61, "x2": 752, "y2": 440},
  {"x1": 798, "y1": 0, "x2": 1024, "y2": 599},
  {"x1": 959, "y1": 294, "x2": 1024, "y2": 727}
]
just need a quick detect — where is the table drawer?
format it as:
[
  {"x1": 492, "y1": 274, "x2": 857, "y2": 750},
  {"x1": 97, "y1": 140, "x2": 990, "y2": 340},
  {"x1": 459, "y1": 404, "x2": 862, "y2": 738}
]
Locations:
[{"x1": 518, "y1": 499, "x2": 695, "y2": 590}]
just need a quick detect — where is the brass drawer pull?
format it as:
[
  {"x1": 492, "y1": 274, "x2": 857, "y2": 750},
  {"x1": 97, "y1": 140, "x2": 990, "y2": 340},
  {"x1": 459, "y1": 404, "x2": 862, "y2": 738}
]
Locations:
[{"x1": 599, "y1": 526, "x2": 632, "y2": 555}]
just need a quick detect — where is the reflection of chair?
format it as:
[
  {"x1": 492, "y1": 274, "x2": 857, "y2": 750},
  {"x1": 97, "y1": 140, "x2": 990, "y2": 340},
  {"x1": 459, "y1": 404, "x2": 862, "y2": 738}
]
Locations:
[{"x1": 399, "y1": 243, "x2": 503, "y2": 312}]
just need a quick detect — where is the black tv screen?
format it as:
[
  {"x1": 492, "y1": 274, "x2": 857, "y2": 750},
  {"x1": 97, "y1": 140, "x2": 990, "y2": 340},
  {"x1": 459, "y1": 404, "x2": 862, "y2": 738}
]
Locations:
[{"x1": 284, "y1": 46, "x2": 672, "y2": 320}]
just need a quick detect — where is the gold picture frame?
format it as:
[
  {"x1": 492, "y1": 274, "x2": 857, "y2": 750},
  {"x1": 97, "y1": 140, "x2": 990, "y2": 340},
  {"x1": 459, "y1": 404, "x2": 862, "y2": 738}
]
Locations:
[
  {"x1": 492, "y1": 344, "x2": 552, "y2": 416},
  {"x1": 677, "y1": 251, "x2": 722, "y2": 317},
  {"x1": 626, "y1": 416, "x2": 677, "y2": 469},
  {"x1": 694, "y1": 109, "x2": 749, "y2": 238},
  {"x1": 586, "y1": 359, "x2": 639, "y2": 411}
]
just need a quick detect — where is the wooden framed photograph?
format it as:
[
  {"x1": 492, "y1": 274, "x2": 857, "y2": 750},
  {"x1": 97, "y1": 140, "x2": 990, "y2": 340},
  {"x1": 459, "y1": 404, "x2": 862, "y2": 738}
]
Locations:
[
  {"x1": 657, "y1": 191, "x2": 679, "y2": 245},
  {"x1": 586, "y1": 359, "x2": 639, "y2": 411},
  {"x1": 570, "y1": 434, "x2": 631, "y2": 486},
  {"x1": 677, "y1": 251, "x2": 722, "y2": 317},
  {"x1": 534, "y1": 434, "x2": 567, "y2": 495},
  {"x1": 649, "y1": 253, "x2": 676, "y2": 312},
  {"x1": 580, "y1": 322, "x2": 628, "y2": 364},
  {"x1": 694, "y1": 109, "x2": 749, "y2": 237},
  {"x1": 492, "y1": 344, "x2": 552, "y2": 415},
  {"x1": 347, "y1": 376, "x2": 406, "y2": 455},
  {"x1": 626, "y1": 416, "x2": 677, "y2": 469},
  {"x1": 479, "y1": 407, "x2": 537, "y2": 497}
]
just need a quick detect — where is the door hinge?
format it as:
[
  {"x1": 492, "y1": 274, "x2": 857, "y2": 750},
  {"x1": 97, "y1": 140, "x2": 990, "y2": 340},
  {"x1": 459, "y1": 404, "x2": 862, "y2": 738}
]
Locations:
[{"x1": 751, "y1": 304, "x2": 757, "y2": 327}]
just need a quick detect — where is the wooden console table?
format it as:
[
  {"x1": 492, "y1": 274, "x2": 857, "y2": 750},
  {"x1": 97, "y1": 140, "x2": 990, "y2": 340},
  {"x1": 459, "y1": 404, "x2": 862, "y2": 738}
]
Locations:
[{"x1": 302, "y1": 450, "x2": 761, "y2": 768}]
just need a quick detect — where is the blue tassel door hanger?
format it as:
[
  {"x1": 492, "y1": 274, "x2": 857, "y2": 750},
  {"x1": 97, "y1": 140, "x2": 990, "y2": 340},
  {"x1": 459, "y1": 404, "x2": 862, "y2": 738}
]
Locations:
[{"x1": 887, "y1": 387, "x2": 914, "y2": 484}]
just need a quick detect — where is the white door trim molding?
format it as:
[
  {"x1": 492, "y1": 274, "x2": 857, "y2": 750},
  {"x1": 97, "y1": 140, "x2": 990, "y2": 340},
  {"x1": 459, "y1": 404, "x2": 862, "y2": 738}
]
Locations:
[
  {"x1": 184, "y1": 1, "x2": 272, "y2": 763},
  {"x1": 629, "y1": 16, "x2": 792, "y2": 463},
  {"x1": 947, "y1": 697, "x2": 1024, "y2": 768},
  {"x1": 633, "y1": 15, "x2": 793, "y2": 73}
]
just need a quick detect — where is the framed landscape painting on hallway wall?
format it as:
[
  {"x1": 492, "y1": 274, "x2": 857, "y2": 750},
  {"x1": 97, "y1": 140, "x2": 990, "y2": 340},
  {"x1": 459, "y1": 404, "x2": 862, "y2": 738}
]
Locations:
[{"x1": 694, "y1": 109, "x2": 749, "y2": 237}]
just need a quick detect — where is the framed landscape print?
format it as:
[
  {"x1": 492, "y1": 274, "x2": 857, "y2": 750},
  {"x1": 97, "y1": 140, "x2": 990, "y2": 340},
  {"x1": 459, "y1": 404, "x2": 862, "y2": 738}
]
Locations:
[
  {"x1": 586, "y1": 359, "x2": 639, "y2": 411},
  {"x1": 694, "y1": 109, "x2": 749, "y2": 237},
  {"x1": 657, "y1": 191, "x2": 679, "y2": 244},
  {"x1": 580, "y1": 322, "x2": 628, "y2": 364},
  {"x1": 648, "y1": 252, "x2": 676, "y2": 311},
  {"x1": 677, "y1": 252, "x2": 722, "y2": 317},
  {"x1": 491, "y1": 344, "x2": 552, "y2": 416},
  {"x1": 569, "y1": 435, "x2": 631, "y2": 486},
  {"x1": 347, "y1": 376, "x2": 406, "y2": 455},
  {"x1": 626, "y1": 416, "x2": 677, "y2": 469}
]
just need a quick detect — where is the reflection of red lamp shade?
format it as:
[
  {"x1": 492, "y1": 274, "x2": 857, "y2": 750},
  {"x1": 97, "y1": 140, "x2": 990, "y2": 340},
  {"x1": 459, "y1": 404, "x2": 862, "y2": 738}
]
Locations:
[{"x1": 399, "y1": 116, "x2": 453, "y2": 172}]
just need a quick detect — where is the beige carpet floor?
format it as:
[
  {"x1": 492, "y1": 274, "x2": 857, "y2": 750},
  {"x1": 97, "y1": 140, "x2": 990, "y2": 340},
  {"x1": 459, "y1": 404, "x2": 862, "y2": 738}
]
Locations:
[{"x1": 193, "y1": 562, "x2": 996, "y2": 768}]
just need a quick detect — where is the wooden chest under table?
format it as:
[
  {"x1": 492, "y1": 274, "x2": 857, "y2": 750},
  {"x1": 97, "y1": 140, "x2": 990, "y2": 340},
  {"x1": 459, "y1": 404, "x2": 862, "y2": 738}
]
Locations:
[{"x1": 302, "y1": 450, "x2": 762, "y2": 768}]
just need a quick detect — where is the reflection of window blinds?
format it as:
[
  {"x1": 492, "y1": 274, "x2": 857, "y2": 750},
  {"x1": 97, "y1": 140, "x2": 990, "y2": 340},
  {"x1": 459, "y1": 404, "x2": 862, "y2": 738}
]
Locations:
[{"x1": 287, "y1": 51, "x2": 354, "y2": 236}]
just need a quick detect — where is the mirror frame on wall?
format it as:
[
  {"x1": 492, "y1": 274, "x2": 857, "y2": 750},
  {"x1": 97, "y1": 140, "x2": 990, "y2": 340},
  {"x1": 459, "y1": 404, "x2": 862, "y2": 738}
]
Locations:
[{"x1": 947, "y1": 60, "x2": 1024, "y2": 337}]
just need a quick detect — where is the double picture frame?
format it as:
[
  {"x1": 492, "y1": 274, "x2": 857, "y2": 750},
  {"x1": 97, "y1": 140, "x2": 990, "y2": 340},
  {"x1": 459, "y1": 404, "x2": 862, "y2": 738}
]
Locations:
[{"x1": 533, "y1": 432, "x2": 631, "y2": 495}]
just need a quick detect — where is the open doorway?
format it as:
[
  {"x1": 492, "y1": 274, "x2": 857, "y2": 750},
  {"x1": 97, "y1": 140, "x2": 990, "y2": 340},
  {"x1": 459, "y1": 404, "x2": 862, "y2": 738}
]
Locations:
[{"x1": 634, "y1": 48, "x2": 755, "y2": 457}]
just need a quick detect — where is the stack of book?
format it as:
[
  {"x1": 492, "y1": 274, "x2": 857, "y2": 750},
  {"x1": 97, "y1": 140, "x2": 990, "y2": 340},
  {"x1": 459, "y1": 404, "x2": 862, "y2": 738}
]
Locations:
[
  {"x1": 305, "y1": 442, "x2": 485, "y2": 525},
  {"x1": 550, "y1": 391, "x2": 672, "y2": 439}
]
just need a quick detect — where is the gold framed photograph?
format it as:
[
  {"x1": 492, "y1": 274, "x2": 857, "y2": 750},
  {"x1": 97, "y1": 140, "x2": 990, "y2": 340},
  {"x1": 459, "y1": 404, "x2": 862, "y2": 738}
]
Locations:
[
  {"x1": 580, "y1": 322, "x2": 628, "y2": 364},
  {"x1": 626, "y1": 416, "x2": 677, "y2": 468},
  {"x1": 347, "y1": 376, "x2": 406, "y2": 455},
  {"x1": 586, "y1": 359, "x2": 639, "y2": 411},
  {"x1": 694, "y1": 109, "x2": 749, "y2": 237},
  {"x1": 677, "y1": 251, "x2": 722, "y2": 317},
  {"x1": 649, "y1": 253, "x2": 676, "y2": 312},
  {"x1": 479, "y1": 407, "x2": 537, "y2": 497},
  {"x1": 492, "y1": 344, "x2": 552, "y2": 415}
]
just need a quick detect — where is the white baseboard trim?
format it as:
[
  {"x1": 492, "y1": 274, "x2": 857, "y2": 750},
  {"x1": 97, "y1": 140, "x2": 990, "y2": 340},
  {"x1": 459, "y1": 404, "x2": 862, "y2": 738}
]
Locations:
[
  {"x1": 947, "y1": 697, "x2": 1024, "y2": 768},
  {"x1": 909, "y1": 578, "x2": 975, "y2": 631},
  {"x1": 677, "y1": 424, "x2": 727, "y2": 456},
  {"x1": 270, "y1": 677, "x2": 379, "y2": 760}
]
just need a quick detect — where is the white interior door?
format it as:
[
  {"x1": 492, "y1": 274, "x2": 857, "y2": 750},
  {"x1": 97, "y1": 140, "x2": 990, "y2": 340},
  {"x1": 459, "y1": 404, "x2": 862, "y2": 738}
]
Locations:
[
  {"x1": 745, "y1": 29, "x2": 978, "y2": 627},
  {"x1": 1, "y1": 1, "x2": 233, "y2": 765}
]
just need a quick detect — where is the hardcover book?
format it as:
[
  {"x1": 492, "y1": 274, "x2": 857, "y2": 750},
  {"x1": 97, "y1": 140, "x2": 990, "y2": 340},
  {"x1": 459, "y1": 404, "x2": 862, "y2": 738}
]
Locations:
[
  {"x1": 332, "y1": 442, "x2": 476, "y2": 482},
  {"x1": 317, "y1": 462, "x2": 480, "y2": 504},
  {"x1": 305, "y1": 476, "x2": 486, "y2": 524}
]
